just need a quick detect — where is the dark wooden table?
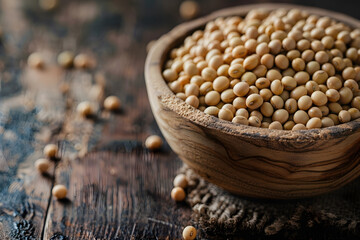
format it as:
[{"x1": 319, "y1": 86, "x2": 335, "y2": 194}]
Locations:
[{"x1": 0, "y1": 0, "x2": 359, "y2": 239}]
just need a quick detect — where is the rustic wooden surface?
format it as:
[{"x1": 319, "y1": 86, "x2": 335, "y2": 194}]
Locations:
[{"x1": 0, "y1": 0, "x2": 360, "y2": 239}]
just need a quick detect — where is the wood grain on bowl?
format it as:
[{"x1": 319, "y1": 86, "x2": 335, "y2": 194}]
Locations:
[{"x1": 145, "y1": 3, "x2": 360, "y2": 199}]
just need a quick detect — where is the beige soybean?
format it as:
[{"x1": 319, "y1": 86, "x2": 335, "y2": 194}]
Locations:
[
  {"x1": 232, "y1": 45, "x2": 247, "y2": 58},
  {"x1": 270, "y1": 80, "x2": 284, "y2": 95},
  {"x1": 184, "y1": 62, "x2": 199, "y2": 76},
  {"x1": 260, "y1": 89, "x2": 273, "y2": 101},
  {"x1": 266, "y1": 69, "x2": 282, "y2": 81},
  {"x1": 274, "y1": 54, "x2": 289, "y2": 69},
  {"x1": 326, "y1": 89, "x2": 340, "y2": 102},
  {"x1": 232, "y1": 116, "x2": 249, "y2": 125},
  {"x1": 321, "y1": 117, "x2": 335, "y2": 127},
  {"x1": 228, "y1": 64, "x2": 245, "y2": 78},
  {"x1": 269, "y1": 121, "x2": 283, "y2": 130},
  {"x1": 311, "y1": 91, "x2": 328, "y2": 106},
  {"x1": 218, "y1": 108, "x2": 234, "y2": 121},
  {"x1": 28, "y1": 52, "x2": 44, "y2": 69},
  {"x1": 233, "y1": 82, "x2": 250, "y2": 97},
  {"x1": 322, "y1": 63, "x2": 336, "y2": 76},
  {"x1": 201, "y1": 67, "x2": 217, "y2": 81},
  {"x1": 185, "y1": 83, "x2": 199, "y2": 97},
  {"x1": 294, "y1": 71, "x2": 310, "y2": 85},
  {"x1": 241, "y1": 72, "x2": 257, "y2": 85},
  {"x1": 213, "y1": 76, "x2": 229, "y2": 92},
  {"x1": 269, "y1": 39, "x2": 282, "y2": 54},
  {"x1": 280, "y1": 90, "x2": 290, "y2": 102},
  {"x1": 244, "y1": 39, "x2": 258, "y2": 53},
  {"x1": 352, "y1": 96, "x2": 360, "y2": 109},
  {"x1": 256, "y1": 42, "x2": 269, "y2": 56},
  {"x1": 35, "y1": 158, "x2": 50, "y2": 173},
  {"x1": 306, "y1": 61, "x2": 320, "y2": 75},
  {"x1": 338, "y1": 110, "x2": 351, "y2": 123},
  {"x1": 205, "y1": 91, "x2": 221, "y2": 106},
  {"x1": 182, "y1": 226, "x2": 197, "y2": 240},
  {"x1": 52, "y1": 185, "x2": 67, "y2": 200},
  {"x1": 243, "y1": 55, "x2": 259, "y2": 70},
  {"x1": 344, "y1": 79, "x2": 359, "y2": 92},
  {"x1": 292, "y1": 123, "x2": 307, "y2": 130},
  {"x1": 217, "y1": 64, "x2": 230, "y2": 76},
  {"x1": 199, "y1": 81, "x2": 212, "y2": 94},
  {"x1": 221, "y1": 89, "x2": 236, "y2": 103},
  {"x1": 328, "y1": 102, "x2": 342, "y2": 114},
  {"x1": 44, "y1": 144, "x2": 58, "y2": 158},
  {"x1": 343, "y1": 67, "x2": 356, "y2": 80},
  {"x1": 306, "y1": 117, "x2": 322, "y2": 129},
  {"x1": 104, "y1": 96, "x2": 121, "y2": 111},
  {"x1": 285, "y1": 98, "x2": 297, "y2": 114},
  {"x1": 58, "y1": 51, "x2": 74, "y2": 68},
  {"x1": 328, "y1": 113, "x2": 340, "y2": 125},
  {"x1": 185, "y1": 95, "x2": 199, "y2": 108},
  {"x1": 248, "y1": 116, "x2": 261, "y2": 127},
  {"x1": 145, "y1": 135, "x2": 163, "y2": 150},
  {"x1": 246, "y1": 94, "x2": 263, "y2": 109},
  {"x1": 319, "y1": 105, "x2": 329, "y2": 116},
  {"x1": 294, "y1": 110, "x2": 310, "y2": 124},
  {"x1": 171, "y1": 187, "x2": 186, "y2": 201},
  {"x1": 314, "y1": 51, "x2": 329, "y2": 64},
  {"x1": 339, "y1": 87, "x2": 353, "y2": 104},
  {"x1": 179, "y1": 1, "x2": 199, "y2": 20},
  {"x1": 298, "y1": 95, "x2": 313, "y2": 110},
  {"x1": 305, "y1": 81, "x2": 319, "y2": 95},
  {"x1": 282, "y1": 68, "x2": 295, "y2": 77},
  {"x1": 233, "y1": 97, "x2": 247, "y2": 109},
  {"x1": 270, "y1": 95, "x2": 284, "y2": 109},
  {"x1": 260, "y1": 54, "x2": 274, "y2": 68},
  {"x1": 204, "y1": 106, "x2": 220, "y2": 116},
  {"x1": 250, "y1": 110, "x2": 263, "y2": 121},
  {"x1": 292, "y1": 58, "x2": 305, "y2": 71},
  {"x1": 312, "y1": 70, "x2": 328, "y2": 84},
  {"x1": 287, "y1": 50, "x2": 301, "y2": 61},
  {"x1": 282, "y1": 76, "x2": 297, "y2": 90},
  {"x1": 284, "y1": 120, "x2": 296, "y2": 130},
  {"x1": 230, "y1": 79, "x2": 240, "y2": 88},
  {"x1": 253, "y1": 65, "x2": 267, "y2": 77},
  {"x1": 260, "y1": 102, "x2": 274, "y2": 117},
  {"x1": 348, "y1": 108, "x2": 360, "y2": 119},
  {"x1": 236, "y1": 108, "x2": 249, "y2": 118},
  {"x1": 308, "y1": 107, "x2": 323, "y2": 118},
  {"x1": 326, "y1": 76, "x2": 342, "y2": 90},
  {"x1": 255, "y1": 77, "x2": 270, "y2": 89},
  {"x1": 173, "y1": 174, "x2": 188, "y2": 188},
  {"x1": 272, "y1": 109, "x2": 289, "y2": 124},
  {"x1": 290, "y1": 86, "x2": 307, "y2": 100}
]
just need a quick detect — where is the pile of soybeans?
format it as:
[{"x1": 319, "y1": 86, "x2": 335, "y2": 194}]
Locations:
[{"x1": 162, "y1": 8, "x2": 360, "y2": 130}]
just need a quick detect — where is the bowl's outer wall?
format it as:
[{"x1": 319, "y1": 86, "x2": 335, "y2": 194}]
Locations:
[{"x1": 145, "y1": 3, "x2": 360, "y2": 199}]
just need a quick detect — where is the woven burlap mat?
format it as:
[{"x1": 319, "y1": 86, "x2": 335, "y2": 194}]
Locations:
[{"x1": 179, "y1": 165, "x2": 360, "y2": 240}]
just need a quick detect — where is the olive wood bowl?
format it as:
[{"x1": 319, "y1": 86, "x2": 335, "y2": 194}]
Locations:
[{"x1": 145, "y1": 3, "x2": 360, "y2": 199}]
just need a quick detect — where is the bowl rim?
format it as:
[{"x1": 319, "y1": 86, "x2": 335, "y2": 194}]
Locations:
[{"x1": 145, "y1": 3, "x2": 360, "y2": 142}]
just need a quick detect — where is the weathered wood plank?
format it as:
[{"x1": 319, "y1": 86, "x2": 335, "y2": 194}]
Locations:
[
  {"x1": 34, "y1": 0, "x2": 197, "y2": 237},
  {"x1": 0, "y1": 0, "x2": 70, "y2": 239},
  {"x1": 1, "y1": 0, "x2": 360, "y2": 239}
]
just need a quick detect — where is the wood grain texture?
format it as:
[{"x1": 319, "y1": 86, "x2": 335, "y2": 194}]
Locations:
[
  {"x1": 1, "y1": 0, "x2": 360, "y2": 239},
  {"x1": 145, "y1": 3, "x2": 360, "y2": 199}
]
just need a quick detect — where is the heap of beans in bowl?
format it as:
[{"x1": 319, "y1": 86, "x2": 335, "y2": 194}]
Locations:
[{"x1": 162, "y1": 8, "x2": 360, "y2": 130}]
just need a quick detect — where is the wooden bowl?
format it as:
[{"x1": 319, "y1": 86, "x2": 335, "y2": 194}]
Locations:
[{"x1": 145, "y1": 3, "x2": 360, "y2": 199}]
